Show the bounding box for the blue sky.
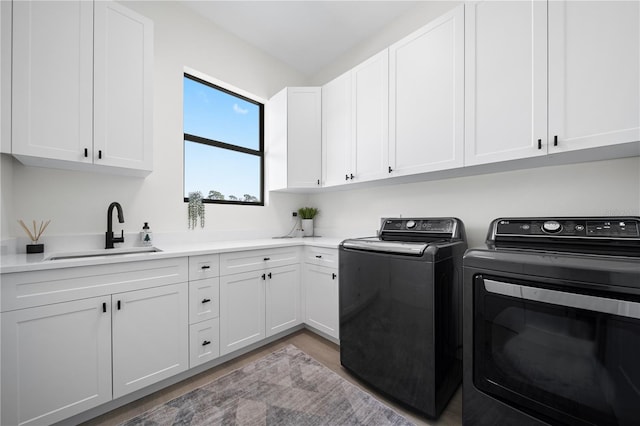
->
[183,77,261,201]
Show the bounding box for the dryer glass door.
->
[473,274,640,426]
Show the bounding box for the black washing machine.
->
[340,217,467,418]
[463,217,640,425]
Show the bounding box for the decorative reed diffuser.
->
[18,219,51,253]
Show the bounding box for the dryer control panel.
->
[488,217,640,256]
[494,218,640,239]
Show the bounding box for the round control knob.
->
[542,220,562,233]
[406,220,416,229]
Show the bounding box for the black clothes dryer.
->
[463,217,640,426]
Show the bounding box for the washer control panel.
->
[383,218,455,234]
[493,218,640,239]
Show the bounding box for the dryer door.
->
[473,274,640,426]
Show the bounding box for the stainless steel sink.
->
[44,247,162,261]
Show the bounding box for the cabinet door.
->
[287,87,322,188]
[303,264,339,339]
[1,297,111,426]
[389,5,464,176]
[112,283,188,399]
[1,1,11,154]
[352,49,389,182]
[464,1,548,165]
[12,0,93,163]
[548,1,640,152]
[266,264,301,337]
[219,271,265,355]
[322,72,353,187]
[94,0,153,171]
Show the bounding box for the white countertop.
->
[0,237,345,274]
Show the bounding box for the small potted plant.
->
[297,207,319,237]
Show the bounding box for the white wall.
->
[310,1,461,85]
[3,1,310,246]
[311,157,640,248]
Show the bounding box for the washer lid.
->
[341,237,430,256]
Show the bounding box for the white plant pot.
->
[301,219,314,237]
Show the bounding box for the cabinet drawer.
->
[189,254,220,281]
[189,318,220,368]
[304,246,338,268]
[189,277,219,324]
[1,257,188,312]
[220,247,300,276]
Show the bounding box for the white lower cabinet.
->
[188,254,221,367]
[1,282,189,425]
[219,248,302,356]
[189,318,220,367]
[0,244,345,424]
[303,263,339,340]
[266,264,301,337]
[1,258,189,426]
[219,271,266,355]
[189,278,219,325]
[1,297,112,426]
[112,283,188,398]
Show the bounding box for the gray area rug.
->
[120,344,414,425]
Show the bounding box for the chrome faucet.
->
[106,202,125,249]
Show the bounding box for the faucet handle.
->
[114,230,125,244]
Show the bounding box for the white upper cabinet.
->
[11,0,153,176]
[93,1,154,172]
[268,87,322,190]
[388,4,464,176]
[465,0,639,166]
[322,49,389,186]
[352,49,389,182]
[322,72,352,187]
[464,0,548,166]
[12,1,94,164]
[1,1,12,154]
[548,1,640,153]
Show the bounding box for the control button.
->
[542,220,562,233]
[406,220,416,229]
[575,224,585,232]
[521,224,530,230]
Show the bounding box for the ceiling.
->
[181,1,422,77]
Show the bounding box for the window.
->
[183,73,264,205]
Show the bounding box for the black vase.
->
[26,244,44,254]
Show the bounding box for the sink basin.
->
[45,247,162,261]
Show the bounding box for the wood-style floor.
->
[82,329,462,426]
